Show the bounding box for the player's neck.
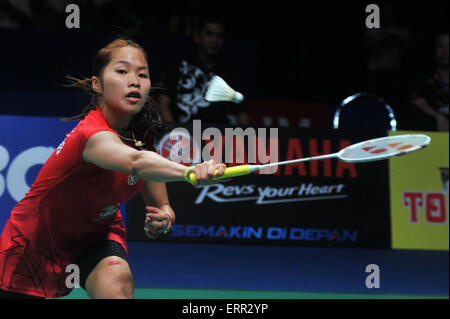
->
[99,104,132,131]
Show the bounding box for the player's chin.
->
[122,99,145,113]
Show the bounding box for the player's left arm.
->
[140,181,176,239]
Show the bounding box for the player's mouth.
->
[126,91,142,104]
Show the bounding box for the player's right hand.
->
[184,159,229,186]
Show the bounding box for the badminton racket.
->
[185,134,431,185]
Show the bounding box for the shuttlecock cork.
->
[205,75,244,104]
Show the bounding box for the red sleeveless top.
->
[0,107,145,298]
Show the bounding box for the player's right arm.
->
[83,131,187,182]
[83,131,227,184]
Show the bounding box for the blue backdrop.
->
[0,115,127,230]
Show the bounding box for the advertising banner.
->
[0,115,394,249]
[389,130,449,250]
[0,115,78,230]
[247,99,331,128]
[127,126,392,248]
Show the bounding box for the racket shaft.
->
[256,153,338,170]
[188,153,336,184]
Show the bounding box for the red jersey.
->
[0,107,145,298]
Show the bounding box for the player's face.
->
[97,46,151,115]
[436,34,449,68]
[197,23,225,56]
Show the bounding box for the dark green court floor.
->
[62,288,448,299]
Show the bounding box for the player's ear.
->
[91,76,102,94]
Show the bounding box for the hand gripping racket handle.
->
[184,165,252,185]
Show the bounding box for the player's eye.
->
[117,69,127,74]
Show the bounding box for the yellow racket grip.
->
[184,165,251,185]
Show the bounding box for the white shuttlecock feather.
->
[205,75,244,103]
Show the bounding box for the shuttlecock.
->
[205,75,244,103]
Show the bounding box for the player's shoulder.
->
[76,108,117,140]
[85,130,120,149]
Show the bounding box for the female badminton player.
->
[0,38,226,299]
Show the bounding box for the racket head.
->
[337,134,431,163]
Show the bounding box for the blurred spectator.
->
[0,0,114,32]
[0,0,33,29]
[29,0,73,31]
[156,15,249,125]
[363,1,409,110]
[407,31,449,132]
[95,0,144,36]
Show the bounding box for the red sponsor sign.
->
[247,99,330,128]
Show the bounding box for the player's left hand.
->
[144,206,173,239]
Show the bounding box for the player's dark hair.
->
[62,38,170,148]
